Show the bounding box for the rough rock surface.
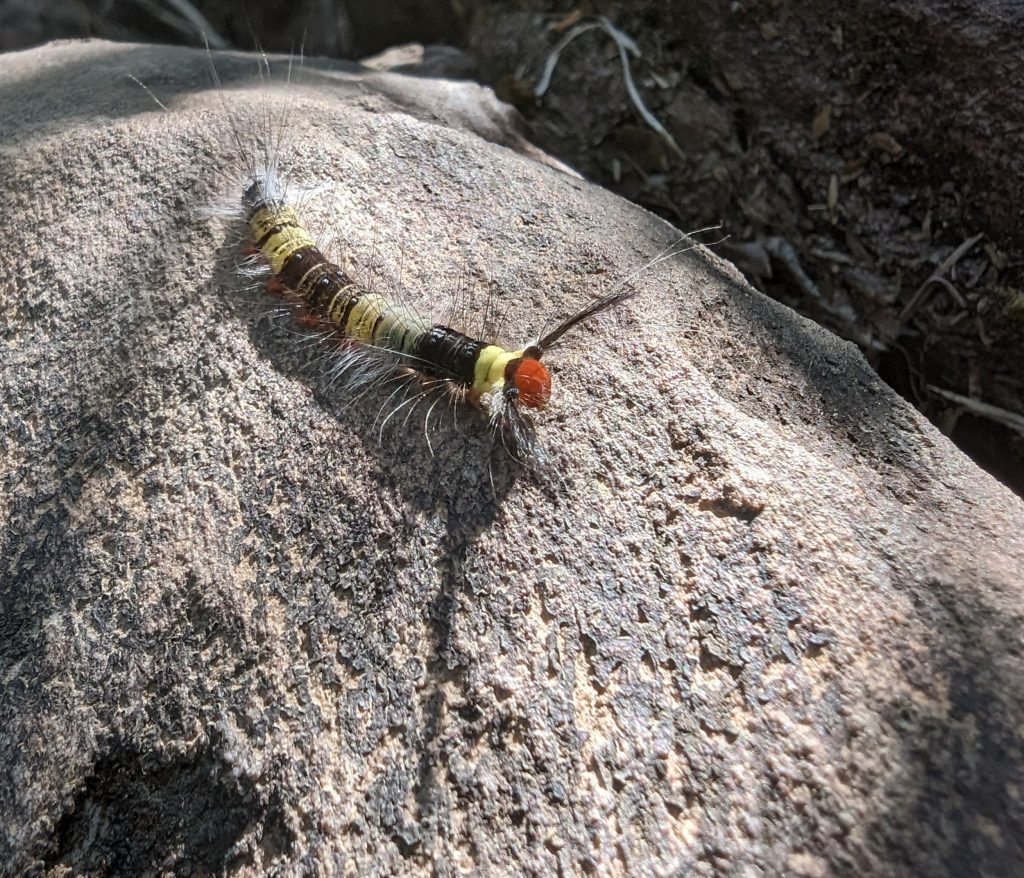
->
[2,41,1023,877]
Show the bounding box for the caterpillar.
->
[239,165,642,465]
[187,54,706,467]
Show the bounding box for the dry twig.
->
[535,17,686,161]
[899,232,983,324]
[928,385,1024,437]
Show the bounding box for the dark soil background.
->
[5,0,1022,495]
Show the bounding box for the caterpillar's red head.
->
[501,282,644,413]
[506,355,551,409]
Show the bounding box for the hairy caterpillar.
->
[239,169,644,465]
[185,53,706,467]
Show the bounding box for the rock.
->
[1,40,1023,877]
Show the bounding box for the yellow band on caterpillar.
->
[375,304,429,353]
[472,346,523,396]
[345,293,389,343]
[248,205,316,274]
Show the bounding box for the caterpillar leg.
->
[291,301,324,330]
[265,275,287,297]
[262,273,322,329]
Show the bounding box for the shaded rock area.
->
[2,40,1024,877]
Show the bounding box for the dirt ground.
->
[4,0,1022,494]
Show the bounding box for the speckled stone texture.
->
[1,41,1023,878]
